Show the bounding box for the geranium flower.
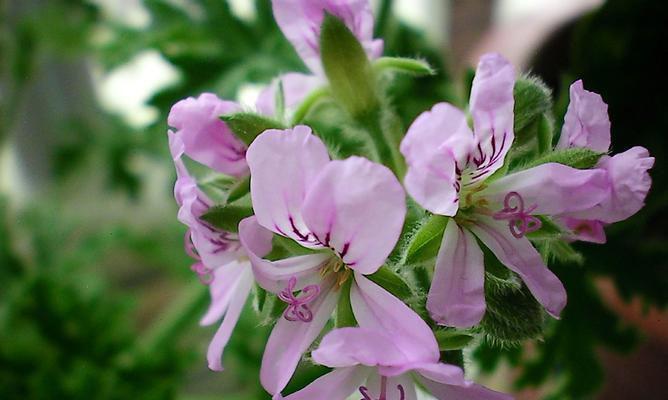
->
[168,94,264,371]
[238,125,416,396]
[280,325,510,400]
[554,80,654,243]
[399,53,610,328]
[256,0,382,117]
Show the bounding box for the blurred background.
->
[1,0,666,399]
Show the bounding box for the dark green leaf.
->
[335,278,357,327]
[405,215,449,265]
[366,265,413,301]
[373,57,435,76]
[522,147,605,170]
[200,204,254,232]
[434,330,475,350]
[221,112,286,146]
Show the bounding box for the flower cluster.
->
[166,1,653,398]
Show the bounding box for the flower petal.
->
[350,273,439,366]
[170,131,242,268]
[556,80,611,152]
[272,0,379,75]
[239,217,329,293]
[260,280,340,395]
[256,72,324,117]
[200,260,251,326]
[281,366,371,400]
[574,146,654,223]
[419,378,512,400]
[247,126,330,244]
[481,162,609,215]
[301,157,406,274]
[427,221,486,328]
[312,327,409,369]
[168,93,247,176]
[557,217,607,244]
[206,267,253,371]
[468,53,515,180]
[400,103,475,216]
[470,216,567,318]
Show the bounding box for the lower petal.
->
[200,260,250,326]
[351,273,440,365]
[206,268,253,371]
[557,217,607,244]
[260,280,340,395]
[427,221,486,328]
[419,377,511,400]
[470,216,567,318]
[282,366,371,400]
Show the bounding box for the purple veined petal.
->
[200,260,251,326]
[311,327,409,369]
[247,126,330,246]
[260,279,340,395]
[415,362,466,387]
[468,53,515,182]
[272,0,379,76]
[350,273,440,367]
[427,220,486,328]
[573,146,655,223]
[469,216,567,318]
[364,371,418,400]
[281,366,372,400]
[206,266,254,371]
[400,103,475,216]
[171,131,243,268]
[256,72,324,117]
[556,80,611,152]
[557,217,607,244]
[168,93,248,177]
[239,217,329,293]
[480,162,610,215]
[301,156,406,274]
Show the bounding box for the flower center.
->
[492,191,542,238]
[319,257,352,288]
[358,376,405,400]
[278,276,321,322]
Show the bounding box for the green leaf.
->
[434,330,475,351]
[405,215,449,265]
[200,204,253,232]
[227,174,250,203]
[366,265,413,301]
[522,147,605,170]
[373,57,435,76]
[221,112,286,146]
[536,239,585,265]
[320,13,378,116]
[526,216,564,240]
[275,79,286,121]
[254,284,268,313]
[335,278,357,327]
[536,113,554,154]
[514,76,553,135]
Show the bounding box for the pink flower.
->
[400,53,610,328]
[168,93,248,177]
[238,125,417,395]
[554,80,654,242]
[168,127,259,372]
[280,326,510,400]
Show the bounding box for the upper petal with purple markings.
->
[556,80,611,152]
[272,0,382,76]
[468,53,516,181]
[301,157,406,274]
[400,103,475,216]
[247,125,330,246]
[168,93,248,177]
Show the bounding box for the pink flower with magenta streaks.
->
[238,125,423,396]
[400,53,610,328]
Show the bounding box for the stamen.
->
[278,276,320,323]
[493,191,542,238]
[191,262,214,285]
[357,376,405,400]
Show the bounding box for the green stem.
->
[356,109,406,177]
[291,87,329,125]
